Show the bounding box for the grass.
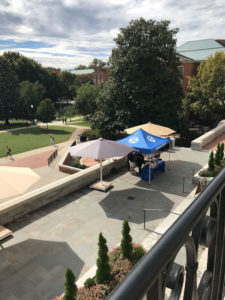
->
[56,114,80,121]
[68,117,91,127]
[0,120,30,131]
[0,126,75,158]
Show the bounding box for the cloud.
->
[0,0,224,68]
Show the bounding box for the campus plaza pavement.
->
[0,147,209,300]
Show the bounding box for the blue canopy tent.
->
[117,128,170,154]
[117,128,170,183]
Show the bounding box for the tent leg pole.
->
[149,155,151,185]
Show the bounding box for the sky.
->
[0,0,224,70]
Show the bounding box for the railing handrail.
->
[108,168,225,299]
[48,149,58,165]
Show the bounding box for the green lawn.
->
[56,114,80,121]
[0,120,30,131]
[0,126,75,158]
[68,117,91,127]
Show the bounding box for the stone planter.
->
[193,164,214,184]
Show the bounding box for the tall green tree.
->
[36,98,55,129]
[74,83,102,118]
[91,18,182,135]
[63,269,77,300]
[89,58,107,68]
[20,81,45,123]
[183,52,225,126]
[96,233,111,284]
[59,71,77,100]
[3,51,61,103]
[74,64,88,70]
[0,56,19,124]
[121,220,133,260]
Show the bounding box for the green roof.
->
[177,39,225,61]
[70,69,94,75]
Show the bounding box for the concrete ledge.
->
[191,120,225,151]
[193,163,214,184]
[0,157,126,225]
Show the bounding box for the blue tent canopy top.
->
[117,128,170,154]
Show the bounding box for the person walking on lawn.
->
[5,146,12,159]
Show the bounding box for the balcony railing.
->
[107,168,225,300]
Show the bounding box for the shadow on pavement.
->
[0,239,84,300]
[99,187,173,224]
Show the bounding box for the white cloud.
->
[0,0,224,68]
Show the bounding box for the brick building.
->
[70,66,109,85]
[176,39,225,93]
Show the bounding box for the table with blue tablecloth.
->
[139,160,165,181]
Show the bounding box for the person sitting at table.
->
[136,152,144,175]
[153,151,160,159]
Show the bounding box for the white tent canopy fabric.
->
[0,166,40,200]
[69,138,135,160]
[69,138,135,184]
[125,122,175,137]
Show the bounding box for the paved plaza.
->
[0,147,209,299]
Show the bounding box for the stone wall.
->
[191,120,225,151]
[0,157,126,225]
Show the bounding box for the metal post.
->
[143,210,146,229]
[100,159,103,183]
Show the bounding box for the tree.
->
[2,51,61,103]
[59,71,77,100]
[36,98,55,129]
[89,58,107,69]
[63,269,77,300]
[74,64,88,70]
[74,83,102,118]
[91,18,183,135]
[74,76,94,89]
[121,220,133,259]
[20,81,45,123]
[183,52,225,126]
[96,233,111,284]
[0,55,19,124]
[220,143,224,160]
[215,144,221,166]
[208,151,215,171]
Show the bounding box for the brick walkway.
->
[0,149,58,169]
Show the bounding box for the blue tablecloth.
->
[139,160,165,181]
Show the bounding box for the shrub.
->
[96,233,111,284]
[77,284,111,299]
[131,244,146,265]
[199,168,218,177]
[121,220,133,260]
[215,144,221,166]
[208,151,215,171]
[220,143,224,160]
[71,158,88,169]
[84,278,96,288]
[63,269,77,300]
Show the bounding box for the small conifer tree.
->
[121,220,133,259]
[96,233,111,284]
[63,269,77,300]
[208,151,215,170]
[220,143,224,160]
[215,144,221,166]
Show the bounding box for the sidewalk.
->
[0,125,89,169]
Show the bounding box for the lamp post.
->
[30,104,34,125]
